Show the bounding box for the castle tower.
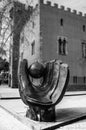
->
[10,0,86,90]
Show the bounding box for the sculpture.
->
[18,59,69,122]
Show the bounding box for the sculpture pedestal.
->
[26,106,56,122]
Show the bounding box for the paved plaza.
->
[0,84,86,129]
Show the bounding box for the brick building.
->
[19,0,86,90]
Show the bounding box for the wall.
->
[19,0,86,90]
[19,3,41,67]
[40,0,86,90]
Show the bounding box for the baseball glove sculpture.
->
[18,59,69,121]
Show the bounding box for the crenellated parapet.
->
[78,12,82,16]
[66,8,71,12]
[53,3,58,8]
[84,13,86,17]
[46,1,51,6]
[72,10,77,14]
[60,5,65,10]
[40,0,86,18]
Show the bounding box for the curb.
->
[0,97,20,100]
[65,92,86,96]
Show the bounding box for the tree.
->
[0,0,36,87]
[0,57,8,71]
[0,0,12,60]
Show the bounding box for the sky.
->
[1,0,85,14]
[44,0,86,14]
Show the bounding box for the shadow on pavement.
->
[56,107,86,122]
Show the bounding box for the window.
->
[83,76,86,84]
[58,37,67,55]
[83,25,85,32]
[82,42,86,58]
[63,38,66,54]
[31,40,35,55]
[73,76,77,84]
[58,38,62,54]
[60,18,63,26]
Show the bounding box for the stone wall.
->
[12,0,86,90]
[19,3,41,67]
[40,0,86,90]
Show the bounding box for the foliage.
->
[0,57,9,71]
[0,0,12,59]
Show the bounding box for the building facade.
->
[20,0,86,90]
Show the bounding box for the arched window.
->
[58,37,62,54]
[63,38,66,54]
[58,37,67,55]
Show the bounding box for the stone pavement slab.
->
[0,89,86,130]
[0,99,27,116]
[0,85,20,99]
[0,85,86,130]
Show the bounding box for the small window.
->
[83,76,86,84]
[82,42,86,58]
[31,40,35,55]
[58,37,67,55]
[63,38,66,54]
[58,38,62,54]
[83,25,85,32]
[60,18,63,26]
[73,76,77,84]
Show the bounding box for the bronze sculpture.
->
[18,59,69,122]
